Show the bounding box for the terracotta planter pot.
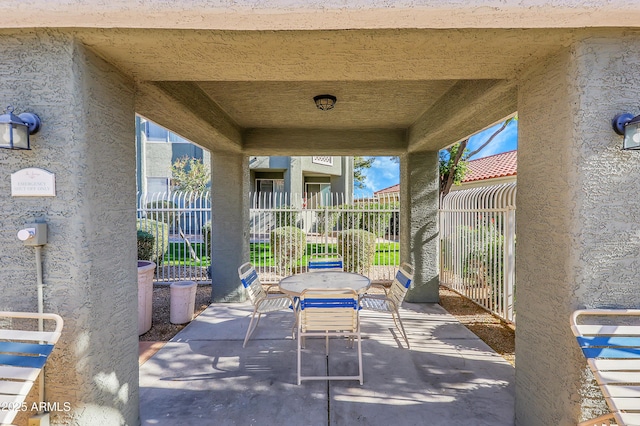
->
[137,260,156,335]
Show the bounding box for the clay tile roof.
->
[374,183,399,195]
[373,150,517,194]
[463,150,517,183]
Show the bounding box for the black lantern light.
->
[0,105,41,150]
[613,112,640,150]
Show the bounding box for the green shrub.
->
[337,229,377,274]
[137,230,155,261]
[315,210,340,235]
[337,205,363,230]
[360,203,394,237]
[136,218,169,263]
[274,206,298,228]
[145,200,177,226]
[270,226,306,269]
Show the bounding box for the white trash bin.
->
[170,281,197,325]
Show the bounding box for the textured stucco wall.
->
[400,151,440,303]
[2,1,640,30]
[515,36,640,425]
[0,31,137,425]
[211,152,250,302]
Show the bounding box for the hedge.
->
[337,229,377,274]
[136,218,169,263]
[270,226,306,270]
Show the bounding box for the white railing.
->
[250,192,400,283]
[137,191,400,285]
[439,183,516,324]
[137,191,211,282]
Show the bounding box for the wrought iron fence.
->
[137,191,400,284]
[439,183,516,324]
[137,191,211,282]
[250,192,400,283]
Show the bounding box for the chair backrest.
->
[308,253,343,272]
[237,262,266,304]
[0,311,63,426]
[387,263,414,308]
[299,288,359,333]
[571,309,640,426]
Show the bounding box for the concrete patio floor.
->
[139,302,515,425]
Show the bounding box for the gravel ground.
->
[139,283,515,366]
[138,284,211,342]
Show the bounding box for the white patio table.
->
[278,271,371,297]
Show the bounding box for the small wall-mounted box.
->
[17,223,48,246]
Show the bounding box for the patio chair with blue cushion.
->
[307,253,343,272]
[238,262,296,348]
[359,262,414,349]
[297,288,363,385]
[571,309,640,426]
[0,311,63,426]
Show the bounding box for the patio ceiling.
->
[75,27,586,154]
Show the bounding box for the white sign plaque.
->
[11,168,56,197]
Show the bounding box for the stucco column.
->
[210,152,250,302]
[400,151,440,302]
[0,32,138,425]
[515,37,640,425]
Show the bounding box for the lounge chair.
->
[570,309,640,426]
[0,311,63,426]
[297,288,363,385]
[238,262,296,348]
[359,262,413,348]
[307,253,343,272]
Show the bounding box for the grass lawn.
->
[250,242,399,267]
[162,241,399,267]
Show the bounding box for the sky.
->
[358,119,519,197]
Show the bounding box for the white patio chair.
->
[307,253,343,272]
[359,262,414,349]
[238,262,296,348]
[571,309,640,426]
[0,311,63,426]
[297,288,363,385]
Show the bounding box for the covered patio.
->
[140,301,514,425]
[2,2,640,425]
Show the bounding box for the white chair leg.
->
[357,333,363,385]
[243,311,260,348]
[392,310,410,349]
[297,325,302,385]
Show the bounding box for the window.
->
[146,177,170,195]
[256,179,285,194]
[144,121,188,143]
[305,182,331,208]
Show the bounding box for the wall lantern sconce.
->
[613,112,640,150]
[313,94,337,111]
[0,105,41,150]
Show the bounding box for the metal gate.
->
[439,183,516,323]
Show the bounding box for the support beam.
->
[515,36,640,424]
[136,81,242,153]
[400,151,440,303]
[408,79,517,152]
[210,152,250,302]
[244,128,406,156]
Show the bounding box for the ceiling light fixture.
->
[313,95,337,111]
